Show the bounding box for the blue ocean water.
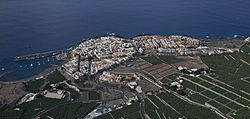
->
[0,0,250,81]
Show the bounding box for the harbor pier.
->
[15,50,68,62]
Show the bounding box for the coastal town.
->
[0,34,250,119]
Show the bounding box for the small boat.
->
[30,64,33,67]
[1,68,5,71]
[233,35,239,38]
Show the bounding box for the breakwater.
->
[15,50,68,62]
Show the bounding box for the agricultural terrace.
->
[88,91,101,100]
[24,78,45,93]
[159,43,250,118]
[17,98,63,119]
[47,70,67,84]
[41,102,97,119]
[137,55,182,81]
[201,43,250,93]
[143,63,176,80]
[137,55,207,81]
[161,73,250,118]
[132,58,152,69]
[140,55,183,65]
[145,92,220,119]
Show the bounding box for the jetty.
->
[15,50,69,62]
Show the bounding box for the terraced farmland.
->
[159,45,250,117]
[145,93,221,119]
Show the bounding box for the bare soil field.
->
[172,57,208,69]
[0,83,27,106]
[201,38,245,49]
[143,63,176,80]
[132,59,152,69]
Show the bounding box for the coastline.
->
[1,34,248,83]
[0,61,66,84]
[0,61,66,108]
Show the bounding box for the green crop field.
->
[161,69,249,117]
[201,44,250,93]
[157,92,220,119]
[198,81,214,88]
[24,79,45,93]
[210,87,227,94]
[194,43,250,117]
[215,96,230,104]
[145,95,181,119]
[206,100,221,108]
[0,108,22,119]
[233,107,250,119]
[226,102,242,110]
[17,98,63,119]
[218,106,231,114]
[190,77,203,83]
[41,102,97,119]
[161,73,181,83]
[157,55,183,64]
[88,91,101,100]
[189,93,209,104]
[141,55,184,65]
[47,70,67,84]
[141,55,163,64]
[200,75,250,100]
[236,98,250,106]
[187,83,205,92]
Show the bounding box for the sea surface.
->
[0,0,250,81]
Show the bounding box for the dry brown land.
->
[142,63,176,80]
[172,57,208,69]
[201,38,245,49]
[132,59,152,69]
[0,83,27,106]
[140,56,208,80]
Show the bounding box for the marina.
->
[15,50,69,62]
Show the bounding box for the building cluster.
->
[169,76,188,95]
[132,35,203,55]
[63,36,136,79]
[63,35,242,79]
[132,35,200,52]
[196,46,240,56]
[17,87,66,105]
[177,66,208,77]
[99,71,140,83]
[127,81,143,94]
[85,93,138,119]
[99,71,121,82]
[43,89,65,99]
